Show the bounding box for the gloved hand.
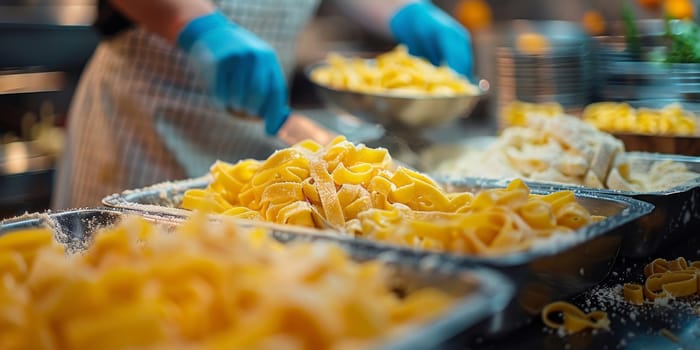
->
[389,1,474,79]
[177,11,289,135]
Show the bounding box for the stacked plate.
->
[496,20,593,122]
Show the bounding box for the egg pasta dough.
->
[0,214,456,350]
[183,136,602,256]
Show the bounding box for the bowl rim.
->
[303,60,490,101]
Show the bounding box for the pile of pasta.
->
[310,45,478,96]
[623,257,700,305]
[183,136,601,256]
[0,214,456,350]
[424,114,700,191]
[583,102,698,136]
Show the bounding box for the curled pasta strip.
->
[309,158,346,227]
[644,271,698,301]
[622,257,700,305]
[221,207,262,220]
[623,283,644,305]
[182,189,232,213]
[518,200,556,230]
[644,257,692,277]
[541,301,610,334]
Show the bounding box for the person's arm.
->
[107,0,290,135]
[109,0,216,43]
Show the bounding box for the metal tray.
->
[102,176,653,335]
[416,137,700,259]
[0,208,513,350]
[477,152,700,260]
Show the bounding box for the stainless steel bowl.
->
[305,62,489,130]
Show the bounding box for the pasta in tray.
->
[423,114,700,192]
[0,214,457,350]
[183,136,603,256]
[583,102,698,136]
[309,45,479,96]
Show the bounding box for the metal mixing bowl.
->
[305,61,489,130]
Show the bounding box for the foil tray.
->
[454,152,700,259]
[416,136,700,259]
[0,207,513,350]
[102,176,653,335]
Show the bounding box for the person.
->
[52,0,474,209]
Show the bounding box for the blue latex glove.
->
[177,11,289,135]
[389,1,474,79]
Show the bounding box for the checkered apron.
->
[52,0,320,209]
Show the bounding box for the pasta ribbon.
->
[622,257,700,305]
[644,271,698,301]
[623,283,644,305]
[541,301,610,334]
[0,215,457,350]
[310,158,346,227]
[644,257,694,276]
[183,137,601,256]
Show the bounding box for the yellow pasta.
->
[623,283,644,305]
[622,257,700,305]
[184,136,602,256]
[643,257,699,276]
[583,102,698,136]
[644,271,698,301]
[501,100,564,127]
[541,301,610,334]
[0,214,456,350]
[310,45,478,96]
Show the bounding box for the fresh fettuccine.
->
[0,214,457,350]
[183,136,602,256]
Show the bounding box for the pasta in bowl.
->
[306,46,488,129]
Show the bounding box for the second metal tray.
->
[511,152,700,259]
[419,140,700,259]
[102,176,654,335]
[0,208,514,350]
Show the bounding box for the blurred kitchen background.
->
[0,0,693,217]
